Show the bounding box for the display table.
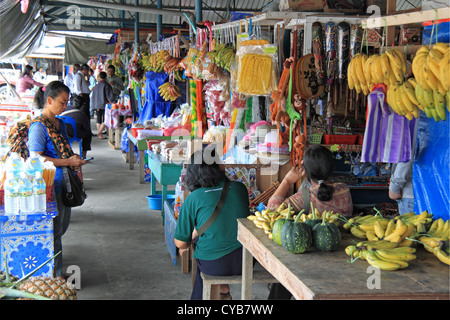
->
[147,150,182,224]
[0,202,58,278]
[127,131,172,184]
[237,218,450,300]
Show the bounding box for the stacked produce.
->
[412,43,450,121]
[417,217,450,265]
[158,82,182,102]
[247,203,343,253]
[344,211,431,246]
[206,43,236,72]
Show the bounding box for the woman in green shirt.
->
[174,148,250,300]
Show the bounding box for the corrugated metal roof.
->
[42,0,424,33]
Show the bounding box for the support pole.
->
[135,0,139,46]
[195,0,202,23]
[157,0,162,40]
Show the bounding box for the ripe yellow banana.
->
[357,240,398,250]
[386,49,405,73]
[384,219,408,242]
[347,65,355,90]
[432,42,449,55]
[433,90,447,121]
[399,84,415,112]
[402,81,420,105]
[355,54,367,86]
[434,248,450,265]
[376,249,417,262]
[351,225,367,239]
[384,219,396,237]
[363,55,376,84]
[374,221,386,239]
[366,251,402,270]
[380,53,393,84]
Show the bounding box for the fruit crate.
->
[323,134,357,145]
[309,133,323,144]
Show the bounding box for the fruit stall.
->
[93,1,450,287]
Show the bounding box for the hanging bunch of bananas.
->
[347,53,370,95]
[345,242,417,271]
[207,43,236,72]
[147,50,170,72]
[247,203,295,240]
[386,78,422,120]
[158,82,182,102]
[173,69,185,82]
[163,56,183,74]
[417,217,450,265]
[412,43,450,121]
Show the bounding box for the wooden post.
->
[386,0,397,46]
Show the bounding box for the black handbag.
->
[51,140,87,208]
[61,166,86,207]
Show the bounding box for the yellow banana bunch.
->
[158,82,182,102]
[412,43,450,121]
[247,208,289,240]
[415,217,450,265]
[345,244,416,270]
[347,53,369,95]
[298,208,343,227]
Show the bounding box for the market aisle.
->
[62,126,193,300]
[62,124,271,300]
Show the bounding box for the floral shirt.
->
[267,182,354,217]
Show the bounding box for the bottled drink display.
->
[4,172,19,215]
[33,171,47,213]
[25,151,44,183]
[18,172,34,214]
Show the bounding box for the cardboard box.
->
[279,0,324,12]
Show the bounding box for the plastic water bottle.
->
[33,171,47,213]
[25,152,43,182]
[6,152,24,178]
[18,172,34,214]
[4,172,19,215]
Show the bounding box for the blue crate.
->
[0,202,58,278]
[164,200,177,266]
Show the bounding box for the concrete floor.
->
[62,122,271,300]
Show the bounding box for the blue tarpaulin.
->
[139,71,172,124]
[412,111,450,221]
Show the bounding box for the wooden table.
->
[237,218,450,300]
[127,131,172,184]
[146,149,183,224]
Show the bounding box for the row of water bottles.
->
[3,152,47,215]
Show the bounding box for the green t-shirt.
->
[174,180,250,261]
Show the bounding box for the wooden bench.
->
[201,269,279,300]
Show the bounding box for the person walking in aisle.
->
[91,71,115,140]
[106,65,124,101]
[64,64,80,105]
[88,68,97,117]
[28,81,87,278]
[73,64,91,119]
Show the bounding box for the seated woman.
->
[174,147,250,300]
[28,81,87,278]
[267,145,353,299]
[268,145,353,217]
[16,65,44,95]
[60,95,93,159]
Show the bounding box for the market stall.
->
[95,0,450,283]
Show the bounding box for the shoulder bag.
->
[49,128,87,208]
[196,179,231,237]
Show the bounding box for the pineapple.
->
[17,276,77,300]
